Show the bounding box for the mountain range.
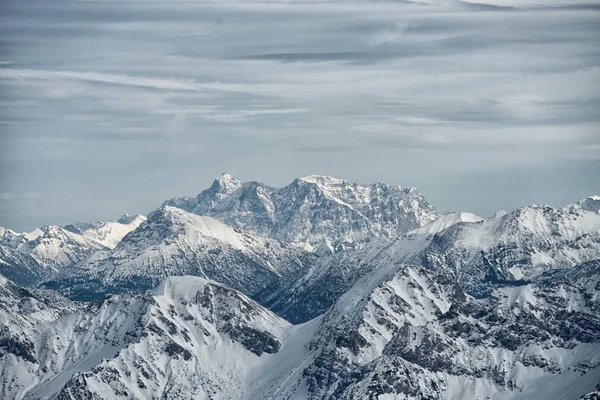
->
[0,175,598,399]
[164,174,439,255]
[0,214,145,286]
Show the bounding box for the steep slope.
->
[256,234,429,324]
[44,206,316,301]
[253,261,600,400]
[0,227,43,285]
[259,199,600,323]
[164,173,439,255]
[0,273,79,399]
[0,275,290,400]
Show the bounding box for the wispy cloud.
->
[0,68,236,93]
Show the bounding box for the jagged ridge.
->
[164,173,439,255]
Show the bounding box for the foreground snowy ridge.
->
[1,260,599,399]
[0,274,290,399]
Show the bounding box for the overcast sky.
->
[0,0,599,231]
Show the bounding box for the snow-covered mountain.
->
[1,173,599,400]
[257,261,600,400]
[0,245,45,287]
[64,213,146,249]
[415,198,600,297]
[0,273,80,399]
[258,200,600,323]
[164,173,439,255]
[0,215,146,287]
[0,273,290,400]
[3,260,598,399]
[0,225,108,284]
[44,206,316,301]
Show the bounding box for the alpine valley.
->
[1,175,599,400]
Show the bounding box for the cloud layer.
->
[0,0,599,230]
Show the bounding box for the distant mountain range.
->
[164,174,439,255]
[1,175,599,399]
[0,214,145,285]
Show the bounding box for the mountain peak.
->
[147,205,187,223]
[493,210,509,218]
[154,274,212,298]
[212,173,242,189]
[148,206,246,250]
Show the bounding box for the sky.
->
[0,0,599,231]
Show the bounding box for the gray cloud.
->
[0,0,599,231]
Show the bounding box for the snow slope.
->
[74,214,146,249]
[0,245,45,287]
[408,212,484,236]
[4,260,598,399]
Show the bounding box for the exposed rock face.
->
[164,174,439,255]
[579,392,600,400]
